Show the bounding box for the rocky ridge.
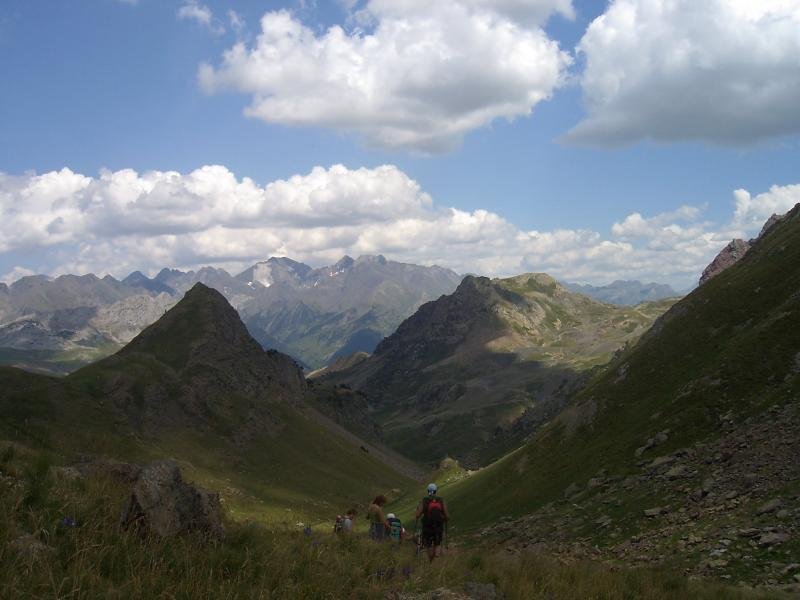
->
[699,239,752,286]
[324,273,674,467]
[698,210,788,286]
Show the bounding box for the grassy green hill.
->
[0,284,415,524]
[437,205,800,587]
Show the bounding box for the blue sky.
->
[1,0,799,287]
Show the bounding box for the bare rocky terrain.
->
[478,402,800,593]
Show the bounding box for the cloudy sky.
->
[1,0,799,288]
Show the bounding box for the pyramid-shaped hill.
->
[443,205,800,581]
[112,283,304,394]
[323,273,675,467]
[64,283,306,432]
[0,284,417,523]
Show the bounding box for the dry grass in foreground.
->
[0,444,788,599]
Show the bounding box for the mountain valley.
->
[319,273,676,467]
[2,206,797,596]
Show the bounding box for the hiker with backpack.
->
[367,495,390,541]
[333,514,345,534]
[386,513,403,543]
[334,508,357,535]
[415,483,449,562]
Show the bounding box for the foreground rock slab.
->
[120,460,224,539]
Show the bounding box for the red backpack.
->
[423,496,445,526]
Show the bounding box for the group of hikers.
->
[333,483,449,562]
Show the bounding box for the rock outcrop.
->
[699,239,751,286]
[698,208,793,286]
[120,461,224,539]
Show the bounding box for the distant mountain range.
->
[564,280,680,305]
[319,273,676,467]
[0,255,462,373]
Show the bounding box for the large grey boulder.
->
[120,461,224,539]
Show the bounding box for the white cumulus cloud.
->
[199,1,572,153]
[732,183,800,231]
[1,164,797,288]
[178,1,224,34]
[565,0,800,146]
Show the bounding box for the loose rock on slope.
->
[120,460,224,539]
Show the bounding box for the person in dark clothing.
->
[415,483,449,562]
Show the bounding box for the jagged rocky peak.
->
[123,271,174,294]
[155,268,186,282]
[123,270,148,282]
[66,282,306,436]
[372,274,496,359]
[267,256,312,276]
[354,254,387,266]
[331,255,355,273]
[327,269,673,467]
[122,283,260,359]
[113,282,305,395]
[759,212,787,238]
[455,274,493,295]
[237,256,313,288]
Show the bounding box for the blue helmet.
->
[427,483,438,496]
